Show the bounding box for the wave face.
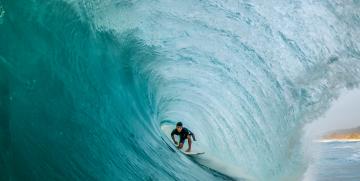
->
[1,0,359,180]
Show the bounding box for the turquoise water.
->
[1,0,360,180]
[309,142,360,181]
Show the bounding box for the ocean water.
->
[306,141,360,181]
[0,0,360,181]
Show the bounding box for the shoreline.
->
[314,139,360,143]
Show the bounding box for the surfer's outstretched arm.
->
[171,130,178,145]
[171,134,178,145]
[186,135,192,152]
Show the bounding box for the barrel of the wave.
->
[160,121,255,180]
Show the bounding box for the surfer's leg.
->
[191,133,196,141]
[178,143,184,149]
[186,135,192,152]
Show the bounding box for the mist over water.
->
[305,89,360,140]
[0,0,359,180]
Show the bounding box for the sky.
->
[305,88,360,138]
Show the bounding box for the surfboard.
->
[173,142,205,155]
[180,149,205,155]
[160,122,205,155]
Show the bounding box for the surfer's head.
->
[176,122,183,132]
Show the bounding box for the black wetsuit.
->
[171,127,195,144]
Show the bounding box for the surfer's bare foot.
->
[185,149,191,152]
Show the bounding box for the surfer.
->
[171,122,196,152]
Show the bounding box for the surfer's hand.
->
[174,141,178,145]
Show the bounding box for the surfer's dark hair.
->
[176,122,183,127]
